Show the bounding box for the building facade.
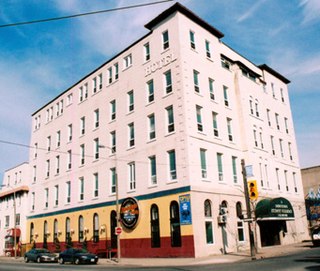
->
[0,163,30,256]
[7,3,308,258]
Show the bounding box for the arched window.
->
[43,220,48,248]
[110,211,117,249]
[170,201,181,247]
[30,222,34,243]
[93,213,99,243]
[204,199,214,244]
[65,217,71,247]
[53,219,58,241]
[78,216,84,242]
[236,202,245,242]
[150,204,160,248]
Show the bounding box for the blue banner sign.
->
[179,194,192,225]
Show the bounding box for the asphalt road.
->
[1,246,320,271]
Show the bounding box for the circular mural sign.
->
[120,197,139,229]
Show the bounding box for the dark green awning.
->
[255,197,294,220]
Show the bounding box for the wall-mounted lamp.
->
[58,230,62,236]
[84,227,89,234]
[70,229,75,235]
[100,225,106,234]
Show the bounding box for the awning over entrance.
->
[5,228,21,237]
[255,197,294,220]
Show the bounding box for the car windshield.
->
[37,249,50,253]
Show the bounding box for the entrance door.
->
[258,221,285,246]
[110,211,117,249]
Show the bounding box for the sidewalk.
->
[0,241,313,267]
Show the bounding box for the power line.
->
[0,0,174,28]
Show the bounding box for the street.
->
[1,246,320,271]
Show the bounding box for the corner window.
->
[189,30,195,49]
[162,30,169,50]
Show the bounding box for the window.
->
[55,155,60,174]
[98,73,102,89]
[217,153,223,181]
[124,54,132,68]
[34,143,38,158]
[44,188,49,208]
[280,88,285,102]
[204,199,214,244]
[267,109,271,126]
[92,77,97,94]
[144,43,150,61]
[54,185,59,206]
[78,216,84,242]
[46,159,50,178]
[236,202,245,242]
[111,168,116,194]
[93,213,99,243]
[94,109,99,128]
[293,172,298,193]
[271,136,275,155]
[232,156,237,183]
[68,124,72,142]
[205,40,211,58]
[200,149,207,179]
[92,173,100,198]
[128,162,136,191]
[56,131,61,148]
[265,164,270,188]
[94,138,99,159]
[170,201,181,247]
[148,114,156,140]
[249,99,254,115]
[168,150,177,180]
[221,56,230,70]
[31,192,35,211]
[164,70,172,94]
[47,136,51,152]
[80,117,85,135]
[253,129,258,147]
[259,131,264,149]
[271,83,276,98]
[128,123,135,147]
[5,215,9,228]
[110,131,116,154]
[193,70,200,93]
[223,86,229,107]
[128,90,134,112]
[147,80,154,103]
[259,162,264,187]
[66,181,71,203]
[284,117,289,134]
[212,112,219,137]
[66,217,71,245]
[196,105,203,132]
[80,144,85,165]
[275,113,280,130]
[79,177,84,201]
[288,142,293,161]
[189,30,195,49]
[108,67,113,84]
[227,118,233,141]
[110,100,116,121]
[166,106,174,133]
[67,150,72,170]
[255,100,259,117]
[53,219,58,241]
[162,30,169,50]
[32,165,37,183]
[279,139,284,158]
[149,156,157,185]
[276,168,280,190]
[150,204,160,247]
[114,63,119,80]
[284,170,289,191]
[208,78,215,100]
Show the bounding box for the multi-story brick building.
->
[7,3,308,258]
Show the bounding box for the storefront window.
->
[43,220,48,248]
[236,202,245,242]
[93,213,99,243]
[110,211,117,249]
[204,199,214,244]
[30,223,34,243]
[170,201,181,247]
[150,204,161,248]
[78,216,84,242]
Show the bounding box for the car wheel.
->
[75,258,80,265]
[24,257,29,263]
[58,257,64,264]
[36,257,41,263]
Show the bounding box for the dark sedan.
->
[24,248,58,263]
[58,248,98,264]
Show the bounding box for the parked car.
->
[24,248,58,263]
[311,225,320,246]
[58,248,98,264]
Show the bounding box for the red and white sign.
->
[115,227,122,235]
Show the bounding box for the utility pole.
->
[241,159,256,260]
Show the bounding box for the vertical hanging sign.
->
[179,194,192,225]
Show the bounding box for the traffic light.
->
[247,180,258,200]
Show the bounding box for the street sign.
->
[115,227,122,235]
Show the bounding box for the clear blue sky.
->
[0,0,319,183]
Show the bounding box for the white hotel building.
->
[13,3,309,258]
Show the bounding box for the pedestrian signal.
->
[247,180,258,200]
